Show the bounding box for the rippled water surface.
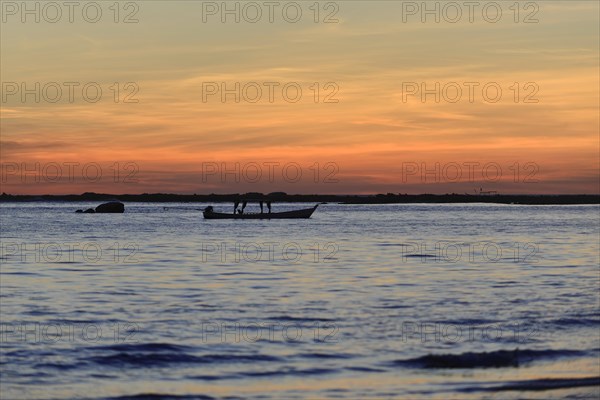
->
[1,202,599,399]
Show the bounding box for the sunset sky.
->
[1,0,598,194]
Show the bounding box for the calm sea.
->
[1,202,599,399]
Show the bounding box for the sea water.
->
[1,202,599,399]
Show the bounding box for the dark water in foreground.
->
[1,202,599,399]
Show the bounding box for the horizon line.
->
[2,193,599,197]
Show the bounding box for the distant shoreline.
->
[1,193,598,205]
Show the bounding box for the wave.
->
[391,348,588,369]
[87,343,283,367]
[296,352,355,360]
[460,376,600,392]
[265,315,336,322]
[92,343,191,353]
[238,367,337,378]
[186,366,340,381]
[106,395,218,400]
[551,317,600,327]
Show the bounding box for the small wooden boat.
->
[203,204,319,220]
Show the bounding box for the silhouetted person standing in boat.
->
[267,201,271,213]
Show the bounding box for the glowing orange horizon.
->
[1,1,598,195]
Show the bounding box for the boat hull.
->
[203,205,318,220]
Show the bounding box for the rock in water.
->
[83,208,95,213]
[95,201,124,213]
